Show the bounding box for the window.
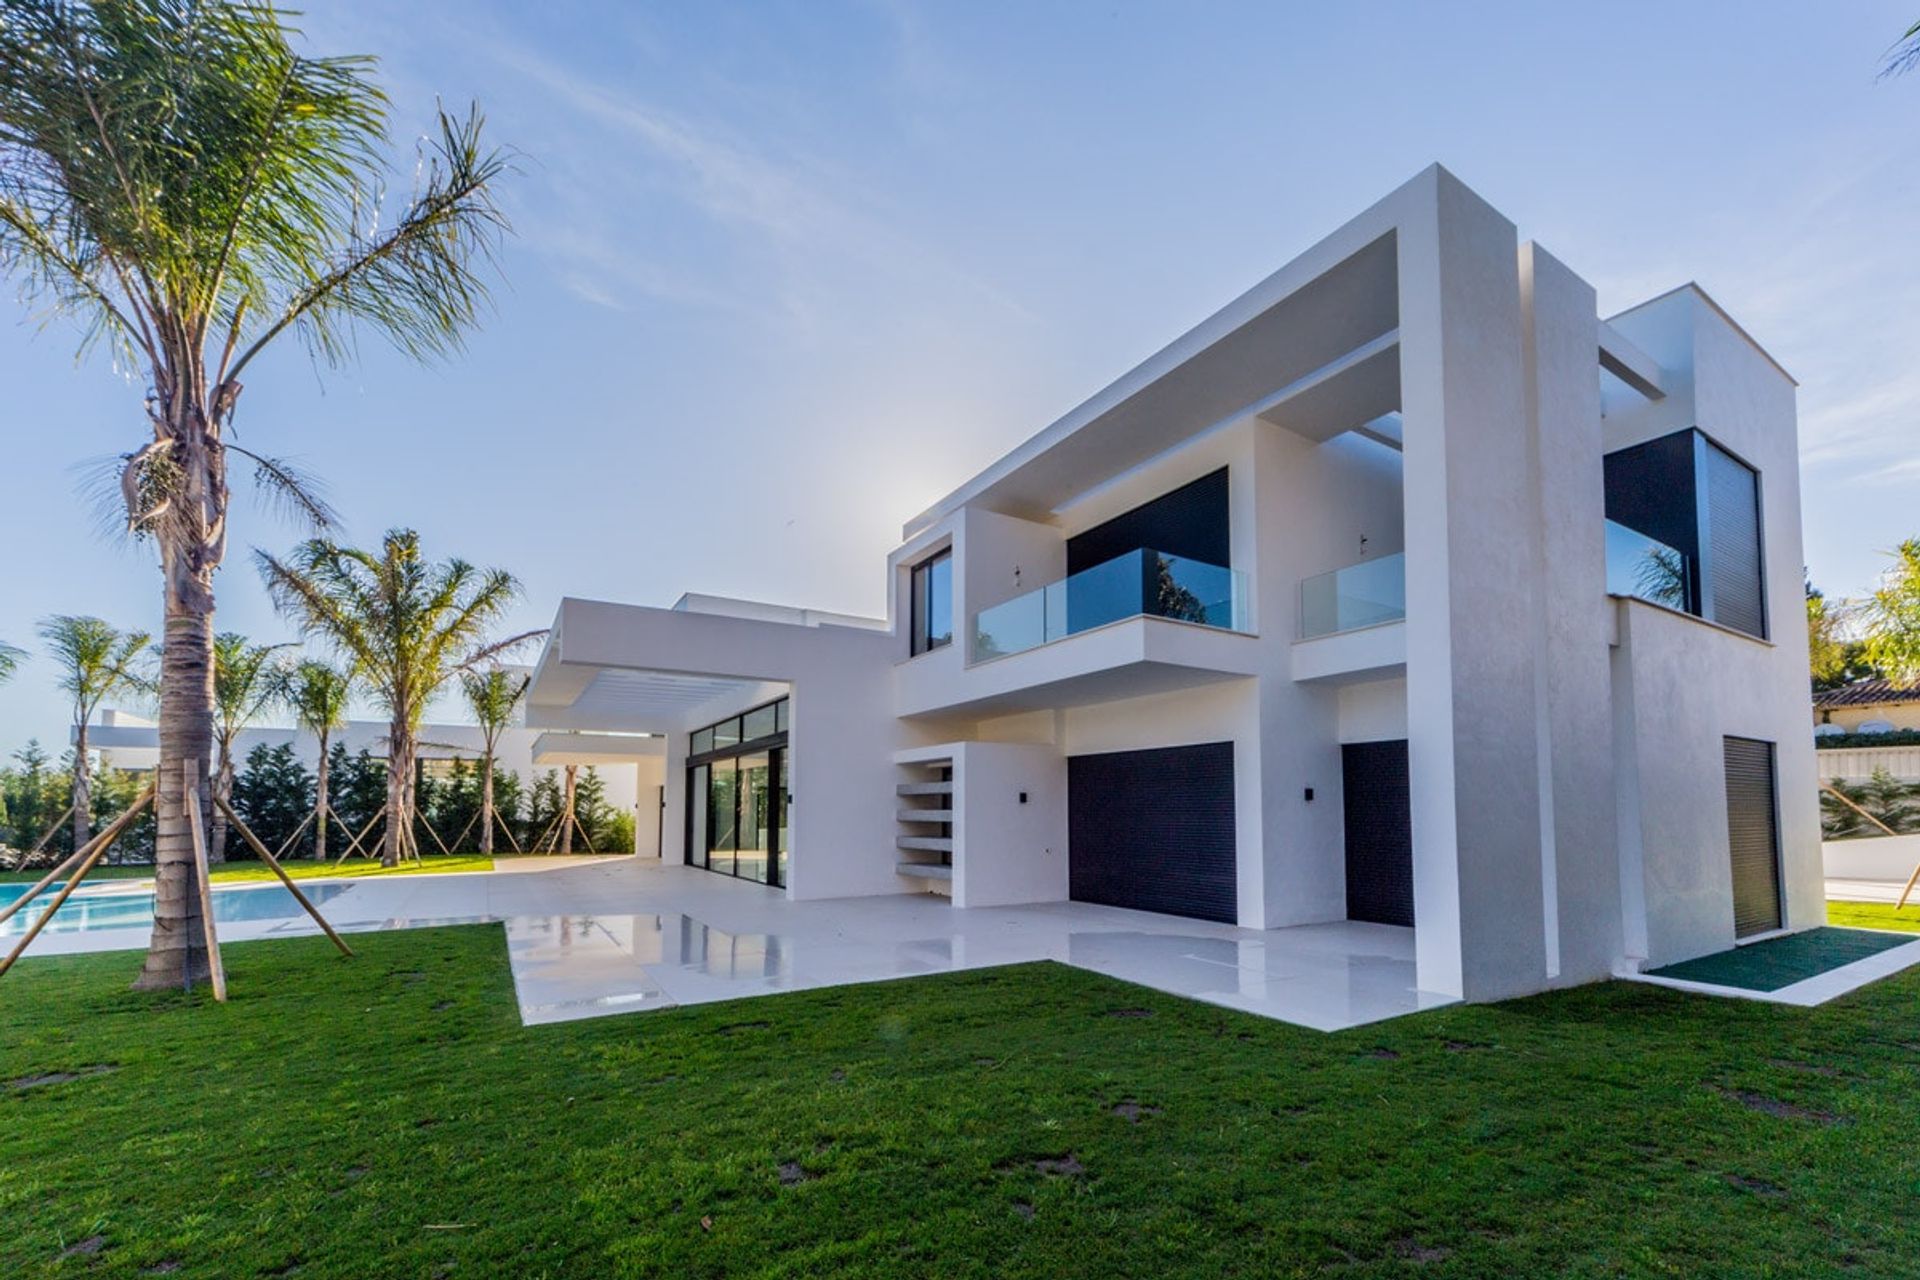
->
[686,698,791,888]
[742,703,778,742]
[910,548,953,656]
[1603,428,1766,639]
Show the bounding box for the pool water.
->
[0,879,356,937]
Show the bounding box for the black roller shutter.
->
[1066,468,1229,575]
[1342,740,1414,927]
[1724,736,1782,938]
[1068,742,1236,923]
[1704,442,1767,639]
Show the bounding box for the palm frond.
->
[35,613,153,720]
[0,639,24,686]
[225,105,512,380]
[225,444,338,532]
[257,529,523,732]
[1882,21,1920,78]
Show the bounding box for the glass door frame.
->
[685,697,789,889]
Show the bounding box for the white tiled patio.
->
[18,857,1457,1033]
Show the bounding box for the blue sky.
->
[2,1,1917,755]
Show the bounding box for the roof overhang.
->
[530,732,668,766]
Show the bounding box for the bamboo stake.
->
[1821,783,1901,837]
[335,808,384,867]
[419,813,452,858]
[0,784,156,928]
[24,803,77,860]
[498,817,523,854]
[1819,784,1919,910]
[0,789,156,977]
[272,807,316,861]
[184,761,227,1003]
[1898,861,1920,912]
[450,810,479,855]
[216,797,354,959]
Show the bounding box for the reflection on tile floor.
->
[494,862,1456,1032]
[25,857,1456,1033]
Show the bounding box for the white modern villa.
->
[525,165,1821,1006]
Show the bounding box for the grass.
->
[1824,900,1920,932]
[0,853,496,886]
[5,928,1920,1277]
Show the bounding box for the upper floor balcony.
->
[1298,552,1407,641]
[1291,552,1407,683]
[1604,519,1691,613]
[971,547,1251,663]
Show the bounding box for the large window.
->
[686,697,789,887]
[1603,428,1767,640]
[910,548,953,656]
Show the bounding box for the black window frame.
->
[685,696,791,888]
[909,547,953,657]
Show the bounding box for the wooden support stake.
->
[0,784,156,928]
[0,788,155,979]
[450,810,479,856]
[1821,783,1901,838]
[183,761,227,1003]
[272,808,316,861]
[24,803,77,861]
[336,808,385,867]
[1820,783,1919,909]
[216,797,354,959]
[498,815,523,854]
[419,813,452,858]
[1898,861,1920,912]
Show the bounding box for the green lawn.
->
[0,853,494,886]
[1825,899,1920,933]
[5,929,1920,1277]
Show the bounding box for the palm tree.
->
[38,615,150,852]
[0,2,510,988]
[210,633,289,861]
[460,667,530,856]
[277,660,354,861]
[0,641,22,687]
[258,530,534,867]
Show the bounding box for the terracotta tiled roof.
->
[1813,678,1920,710]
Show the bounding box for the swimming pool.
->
[0,879,357,937]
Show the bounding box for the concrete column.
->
[1520,242,1621,985]
[1396,167,1550,1000]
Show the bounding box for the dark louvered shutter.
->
[1068,743,1236,924]
[1065,468,1230,575]
[1723,737,1782,938]
[1342,740,1414,927]
[1705,443,1766,639]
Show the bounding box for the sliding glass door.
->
[686,699,789,888]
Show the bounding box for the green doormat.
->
[1647,927,1916,992]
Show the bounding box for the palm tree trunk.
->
[383,718,411,868]
[210,736,233,864]
[132,594,214,991]
[560,764,577,855]
[313,731,330,862]
[71,719,93,854]
[480,747,495,855]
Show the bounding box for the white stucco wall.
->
[1613,601,1824,966]
[1824,834,1920,881]
[951,741,1069,908]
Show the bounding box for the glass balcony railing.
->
[1605,519,1693,613]
[1298,553,1406,640]
[970,548,1250,662]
